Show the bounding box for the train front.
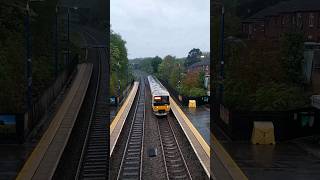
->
[152,95,170,116]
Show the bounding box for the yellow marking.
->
[211,133,248,180]
[110,82,139,135]
[170,98,210,156]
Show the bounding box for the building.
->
[187,59,210,76]
[242,0,320,42]
[186,58,210,96]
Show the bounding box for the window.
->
[297,13,302,28]
[318,13,320,28]
[153,96,169,106]
[249,24,253,34]
[292,14,296,25]
[309,13,315,27]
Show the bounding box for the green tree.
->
[184,48,202,67]
[253,82,308,111]
[110,29,131,96]
[158,55,175,80]
[280,32,304,84]
[198,70,206,89]
[151,56,162,73]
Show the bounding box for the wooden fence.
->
[213,101,320,141]
[159,79,210,106]
[26,56,78,135]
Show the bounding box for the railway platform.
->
[171,98,248,180]
[16,63,93,180]
[169,98,211,178]
[110,82,139,155]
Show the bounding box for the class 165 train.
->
[147,75,170,116]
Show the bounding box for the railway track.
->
[157,115,192,180]
[116,80,145,180]
[75,32,108,179]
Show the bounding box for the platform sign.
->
[0,114,24,143]
[110,97,116,105]
[0,115,16,137]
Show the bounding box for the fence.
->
[110,80,134,107]
[26,56,79,135]
[214,101,320,141]
[159,79,210,106]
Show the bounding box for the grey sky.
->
[111,0,210,59]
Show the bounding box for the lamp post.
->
[55,5,78,68]
[117,61,121,106]
[67,8,70,66]
[25,0,44,114]
[55,5,58,78]
[219,5,225,103]
[25,2,32,113]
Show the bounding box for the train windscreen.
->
[153,96,169,106]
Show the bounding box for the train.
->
[147,75,171,116]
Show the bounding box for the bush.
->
[179,84,206,97]
[224,79,252,110]
[188,87,207,97]
[253,82,309,111]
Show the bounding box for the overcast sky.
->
[111,0,210,59]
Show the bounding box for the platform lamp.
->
[25,0,45,119]
[55,5,78,69]
[117,61,121,106]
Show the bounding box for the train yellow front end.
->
[148,75,171,116]
[152,95,170,116]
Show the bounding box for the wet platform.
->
[181,106,210,144]
[173,100,248,180]
[221,141,320,180]
[212,119,320,180]
[170,98,211,178]
[16,63,92,180]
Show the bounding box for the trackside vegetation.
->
[131,48,208,97]
[110,29,134,96]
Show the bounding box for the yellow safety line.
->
[211,133,248,180]
[170,99,210,157]
[110,82,139,134]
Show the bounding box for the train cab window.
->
[153,96,169,106]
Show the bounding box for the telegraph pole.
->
[55,6,58,78]
[219,5,225,103]
[25,3,33,114]
[67,8,70,66]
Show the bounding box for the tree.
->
[158,55,175,80]
[151,56,162,73]
[110,29,130,96]
[184,48,202,67]
[280,32,304,84]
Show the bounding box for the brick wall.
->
[243,11,320,42]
